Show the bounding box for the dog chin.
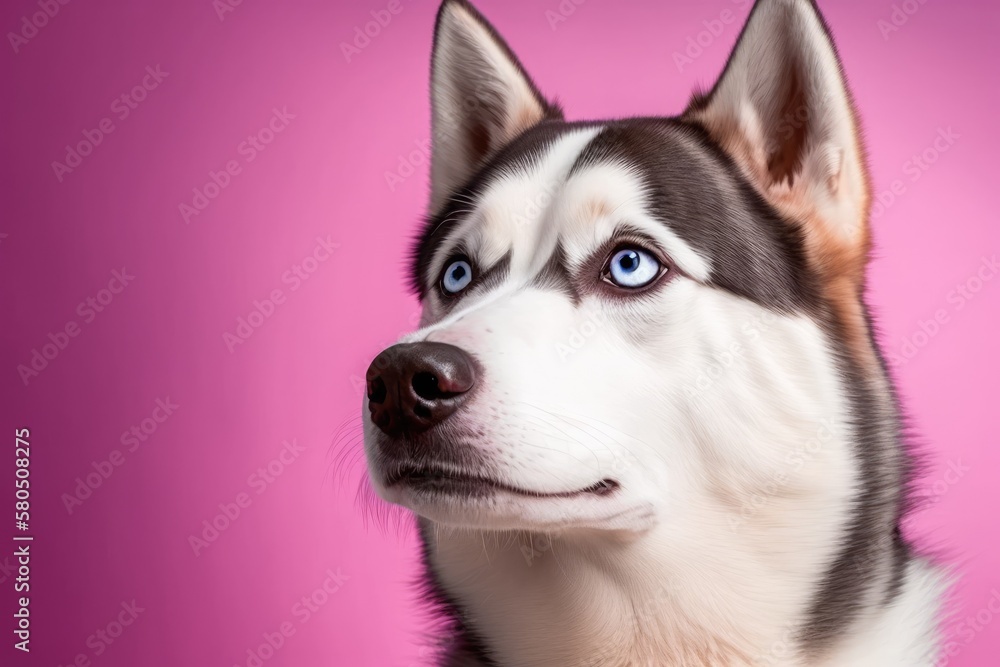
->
[377,475,659,533]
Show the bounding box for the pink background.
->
[1,0,998,665]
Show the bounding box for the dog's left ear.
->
[428,0,560,214]
[685,0,870,278]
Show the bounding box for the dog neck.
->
[422,520,830,667]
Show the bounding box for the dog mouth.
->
[385,466,619,499]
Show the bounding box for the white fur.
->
[363,1,946,664]
[368,131,944,665]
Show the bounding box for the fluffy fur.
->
[362,1,945,664]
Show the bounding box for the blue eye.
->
[605,248,662,288]
[441,258,473,294]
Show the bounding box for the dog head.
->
[363,0,894,543]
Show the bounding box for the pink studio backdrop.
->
[1,0,997,665]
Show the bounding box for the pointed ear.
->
[685,0,870,278]
[429,0,560,213]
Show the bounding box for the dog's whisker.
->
[510,412,610,470]
[516,402,673,469]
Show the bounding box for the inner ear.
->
[767,67,807,186]
[468,120,493,166]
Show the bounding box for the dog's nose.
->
[366,342,476,437]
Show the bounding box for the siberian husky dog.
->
[362,0,945,664]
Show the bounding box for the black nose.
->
[366,342,476,437]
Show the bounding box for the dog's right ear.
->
[429,0,560,214]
